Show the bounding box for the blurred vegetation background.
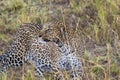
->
[0,0,120,80]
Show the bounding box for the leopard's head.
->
[40,22,65,46]
[41,22,77,46]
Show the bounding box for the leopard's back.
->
[0,23,43,73]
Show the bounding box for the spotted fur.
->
[0,22,82,80]
[0,23,43,73]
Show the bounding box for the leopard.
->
[0,23,64,80]
[25,36,82,80]
[0,23,43,73]
[40,21,84,80]
[0,22,83,80]
[25,37,63,80]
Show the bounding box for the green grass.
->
[0,0,120,80]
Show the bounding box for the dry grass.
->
[0,0,120,80]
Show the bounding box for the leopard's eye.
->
[45,29,52,35]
